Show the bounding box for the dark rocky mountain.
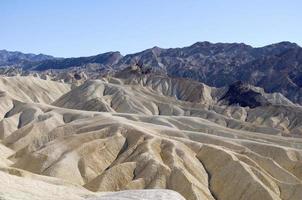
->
[234,46,302,103]
[112,41,302,104]
[25,51,122,71]
[218,81,271,108]
[1,41,302,104]
[0,49,54,66]
[114,41,300,85]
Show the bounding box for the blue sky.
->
[1,0,301,57]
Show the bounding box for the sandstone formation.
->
[1,75,302,200]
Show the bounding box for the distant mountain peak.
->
[0,50,54,66]
[259,41,300,51]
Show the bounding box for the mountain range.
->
[0,49,54,66]
[1,41,302,105]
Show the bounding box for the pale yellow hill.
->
[1,75,302,200]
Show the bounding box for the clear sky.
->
[1,0,301,57]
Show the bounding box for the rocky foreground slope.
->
[1,75,302,200]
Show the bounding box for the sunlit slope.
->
[1,75,302,200]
